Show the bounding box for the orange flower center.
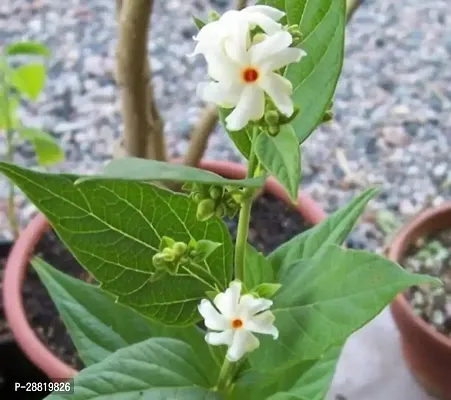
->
[231,318,243,329]
[242,67,259,83]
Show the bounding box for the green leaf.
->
[192,15,206,30]
[255,125,300,201]
[243,244,275,290]
[252,283,281,298]
[219,108,252,159]
[45,338,220,400]
[10,63,46,100]
[4,41,50,57]
[196,239,222,260]
[266,346,342,400]
[17,127,64,165]
[250,245,440,371]
[79,157,264,188]
[231,345,339,400]
[284,0,346,143]
[0,93,19,130]
[32,258,220,383]
[0,163,233,326]
[269,188,378,274]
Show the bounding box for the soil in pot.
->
[228,192,311,255]
[402,228,451,338]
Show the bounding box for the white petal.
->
[261,47,307,72]
[198,299,229,331]
[206,329,234,346]
[259,73,294,116]
[242,5,285,21]
[203,51,240,82]
[214,280,242,318]
[237,295,273,320]
[247,310,279,339]
[250,31,293,65]
[226,329,258,361]
[225,86,263,131]
[244,12,284,35]
[194,20,224,45]
[197,81,242,108]
[223,24,251,64]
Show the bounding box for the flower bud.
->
[264,110,279,126]
[215,203,226,218]
[196,198,216,221]
[162,247,175,262]
[322,110,333,123]
[230,191,244,204]
[173,242,188,256]
[209,186,223,200]
[268,125,280,136]
[252,33,266,45]
[152,253,165,268]
[192,192,203,203]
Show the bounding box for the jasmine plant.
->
[0,3,440,399]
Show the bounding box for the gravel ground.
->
[0,0,450,247]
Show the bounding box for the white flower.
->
[192,5,286,58]
[197,30,306,131]
[198,281,278,362]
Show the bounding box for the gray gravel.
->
[0,0,450,247]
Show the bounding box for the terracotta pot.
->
[2,159,326,380]
[389,203,451,400]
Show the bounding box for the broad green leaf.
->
[17,127,64,165]
[252,283,281,298]
[79,157,264,188]
[45,338,220,400]
[269,188,378,274]
[0,163,233,326]
[231,346,339,400]
[32,258,220,384]
[4,41,50,57]
[219,108,252,159]
[10,63,46,100]
[286,0,346,143]
[243,244,275,290]
[193,15,206,30]
[255,125,300,201]
[250,245,440,371]
[266,345,342,400]
[0,93,19,130]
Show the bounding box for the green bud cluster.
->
[261,102,300,137]
[152,237,222,281]
[287,24,303,47]
[185,183,245,221]
[152,237,189,275]
[321,100,334,124]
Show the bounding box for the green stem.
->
[216,358,234,393]
[0,60,19,239]
[234,127,258,281]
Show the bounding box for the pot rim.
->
[389,201,451,350]
[2,159,327,379]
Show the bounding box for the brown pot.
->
[389,202,451,400]
[2,159,326,380]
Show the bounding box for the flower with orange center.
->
[196,29,306,131]
[198,281,278,362]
